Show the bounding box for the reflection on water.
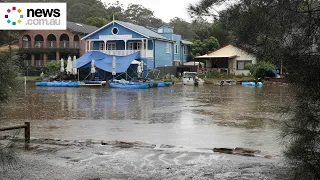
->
[0,83,292,155]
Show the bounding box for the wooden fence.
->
[0,122,30,143]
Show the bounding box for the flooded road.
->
[0,83,291,156]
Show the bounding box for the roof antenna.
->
[113,15,115,25]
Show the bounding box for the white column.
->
[104,40,107,53]
[124,40,127,56]
[145,39,148,57]
[141,39,144,57]
[88,41,91,51]
[85,41,88,52]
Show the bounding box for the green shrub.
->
[245,61,276,80]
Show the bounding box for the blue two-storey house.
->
[81,20,192,74]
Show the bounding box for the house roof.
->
[181,39,192,45]
[195,44,253,59]
[115,20,169,40]
[82,20,172,42]
[67,21,98,34]
[0,40,19,51]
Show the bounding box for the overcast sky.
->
[102,0,199,23]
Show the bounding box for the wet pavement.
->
[0,83,292,156]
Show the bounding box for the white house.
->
[195,44,256,75]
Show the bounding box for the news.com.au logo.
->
[5,6,23,25]
[1,3,66,30]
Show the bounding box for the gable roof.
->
[195,44,255,59]
[67,21,98,34]
[82,20,172,42]
[116,21,169,40]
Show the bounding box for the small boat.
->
[35,82,48,86]
[120,81,173,88]
[110,82,149,89]
[182,72,202,86]
[37,81,80,87]
[242,82,263,86]
[157,82,173,87]
[215,80,237,86]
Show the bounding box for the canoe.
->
[35,82,47,86]
[242,82,263,86]
[110,82,149,89]
[127,81,156,88]
[158,82,173,87]
[39,81,79,87]
[164,82,173,86]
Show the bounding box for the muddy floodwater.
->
[0,83,291,156]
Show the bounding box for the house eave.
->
[81,21,150,40]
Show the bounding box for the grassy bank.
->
[16,76,41,81]
[198,72,254,84]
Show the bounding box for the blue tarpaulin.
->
[76,51,140,73]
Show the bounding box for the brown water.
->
[0,83,292,155]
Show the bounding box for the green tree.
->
[210,22,230,46]
[44,60,62,73]
[0,31,19,46]
[189,0,320,179]
[85,17,109,28]
[191,36,220,56]
[124,4,164,27]
[0,47,21,167]
[246,61,276,80]
[105,1,126,21]
[169,17,194,40]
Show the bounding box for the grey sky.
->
[102,0,199,23]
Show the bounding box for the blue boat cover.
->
[76,51,140,73]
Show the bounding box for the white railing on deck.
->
[94,50,153,58]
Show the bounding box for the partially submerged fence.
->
[0,122,30,143]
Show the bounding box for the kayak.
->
[242,82,263,86]
[110,82,149,89]
[37,81,80,87]
[35,82,47,86]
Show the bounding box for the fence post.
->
[24,122,30,143]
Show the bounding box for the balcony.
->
[73,41,80,48]
[47,41,57,48]
[96,49,153,58]
[34,41,44,48]
[22,42,31,48]
[60,41,69,48]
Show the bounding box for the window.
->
[99,42,104,50]
[183,46,187,55]
[107,43,116,50]
[237,60,252,70]
[112,27,119,35]
[166,43,171,53]
[128,42,145,50]
[174,44,178,54]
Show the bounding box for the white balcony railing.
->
[96,49,153,58]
